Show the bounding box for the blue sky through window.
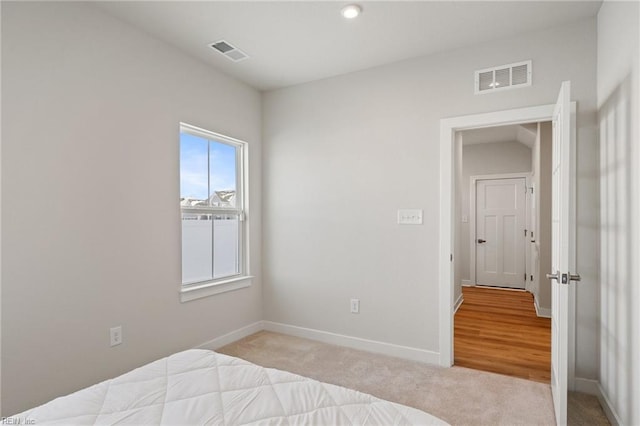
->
[180,132,237,201]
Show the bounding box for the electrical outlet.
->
[350,298,360,314]
[110,326,122,347]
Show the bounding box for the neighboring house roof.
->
[180,191,236,208]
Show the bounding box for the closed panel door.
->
[476,178,526,289]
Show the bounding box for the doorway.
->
[437,103,573,369]
[439,87,578,423]
[452,123,551,381]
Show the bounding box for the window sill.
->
[180,276,253,303]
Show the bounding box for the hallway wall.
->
[457,140,532,288]
[596,1,640,424]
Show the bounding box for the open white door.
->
[548,81,578,425]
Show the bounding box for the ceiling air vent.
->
[474,60,531,94]
[209,40,249,62]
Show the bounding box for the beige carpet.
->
[220,331,559,425]
[568,392,610,426]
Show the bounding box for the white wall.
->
[530,126,541,298]
[1,2,262,415]
[453,134,463,306]
[526,122,553,314]
[536,122,553,313]
[0,1,3,416]
[263,18,599,380]
[596,1,640,424]
[457,141,532,287]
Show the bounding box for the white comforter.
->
[14,349,447,425]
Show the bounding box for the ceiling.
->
[97,1,602,92]
[462,123,539,148]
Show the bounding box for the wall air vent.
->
[474,60,532,94]
[209,40,249,62]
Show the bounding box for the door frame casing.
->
[470,173,531,288]
[438,103,577,388]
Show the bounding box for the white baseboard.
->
[263,321,440,365]
[534,295,551,318]
[196,321,264,351]
[573,378,622,426]
[573,377,599,395]
[194,320,440,366]
[596,382,622,426]
[461,280,471,286]
[454,293,464,313]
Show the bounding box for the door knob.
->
[477,239,486,244]
[546,272,581,283]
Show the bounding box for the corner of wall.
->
[197,321,265,351]
[454,293,464,313]
[533,294,551,318]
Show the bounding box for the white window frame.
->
[179,123,251,302]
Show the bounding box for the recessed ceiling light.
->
[341,4,362,19]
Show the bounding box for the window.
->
[179,123,247,294]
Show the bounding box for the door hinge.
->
[524,229,527,236]
[524,273,527,281]
[450,254,453,262]
[530,275,534,281]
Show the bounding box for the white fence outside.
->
[181,217,239,284]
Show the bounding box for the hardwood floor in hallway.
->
[454,286,551,383]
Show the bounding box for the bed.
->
[11,349,447,425]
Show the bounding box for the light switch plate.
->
[110,326,122,347]
[397,209,423,225]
